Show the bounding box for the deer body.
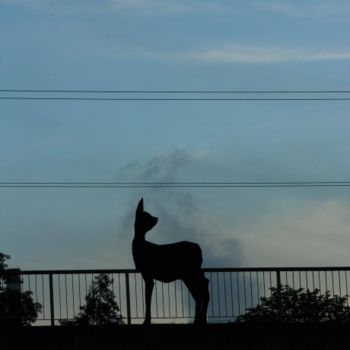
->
[132,199,209,324]
[132,240,202,282]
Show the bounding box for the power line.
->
[1,89,350,101]
[1,182,350,188]
[1,89,350,93]
[1,97,350,101]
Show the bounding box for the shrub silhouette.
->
[62,273,123,325]
[236,285,350,323]
[0,253,42,326]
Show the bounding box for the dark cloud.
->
[116,144,350,268]
[117,148,242,267]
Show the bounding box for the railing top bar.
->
[17,266,350,275]
[19,268,136,275]
[203,267,350,272]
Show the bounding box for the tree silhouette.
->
[63,273,123,326]
[0,253,42,326]
[236,284,350,323]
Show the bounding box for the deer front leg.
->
[143,277,154,325]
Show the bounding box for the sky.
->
[0,0,350,270]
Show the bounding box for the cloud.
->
[149,45,350,64]
[5,145,348,271]
[108,0,229,15]
[241,199,350,266]
[116,145,350,268]
[6,0,349,18]
[0,0,229,16]
[117,149,242,267]
[260,0,350,18]
[112,0,350,18]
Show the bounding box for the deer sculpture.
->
[132,198,209,325]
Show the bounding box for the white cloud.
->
[0,0,229,15]
[241,199,350,266]
[3,0,350,18]
[106,0,234,17]
[143,45,350,64]
[109,0,228,15]
[260,0,350,18]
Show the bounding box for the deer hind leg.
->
[200,276,210,323]
[184,273,209,325]
[143,276,154,325]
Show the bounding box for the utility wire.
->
[1,97,350,101]
[1,89,350,93]
[1,89,350,101]
[1,182,350,188]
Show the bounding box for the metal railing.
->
[12,267,350,325]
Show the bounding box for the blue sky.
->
[1,0,350,270]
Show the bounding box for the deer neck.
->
[133,226,146,244]
[132,227,148,269]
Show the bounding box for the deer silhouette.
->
[132,198,209,325]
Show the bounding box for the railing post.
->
[276,269,282,321]
[49,273,55,326]
[125,272,132,325]
[5,269,21,292]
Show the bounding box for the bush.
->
[0,253,42,326]
[62,273,123,326]
[0,253,10,279]
[236,285,350,323]
[0,289,42,326]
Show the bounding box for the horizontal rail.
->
[19,266,350,275]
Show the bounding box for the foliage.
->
[236,285,350,323]
[0,253,42,326]
[62,273,123,326]
[0,253,10,280]
[0,289,42,326]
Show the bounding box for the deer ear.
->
[136,198,144,216]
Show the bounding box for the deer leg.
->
[194,276,209,325]
[143,277,154,325]
[184,274,209,325]
[199,276,210,324]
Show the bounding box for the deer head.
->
[134,198,158,240]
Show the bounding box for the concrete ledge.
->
[1,323,350,349]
